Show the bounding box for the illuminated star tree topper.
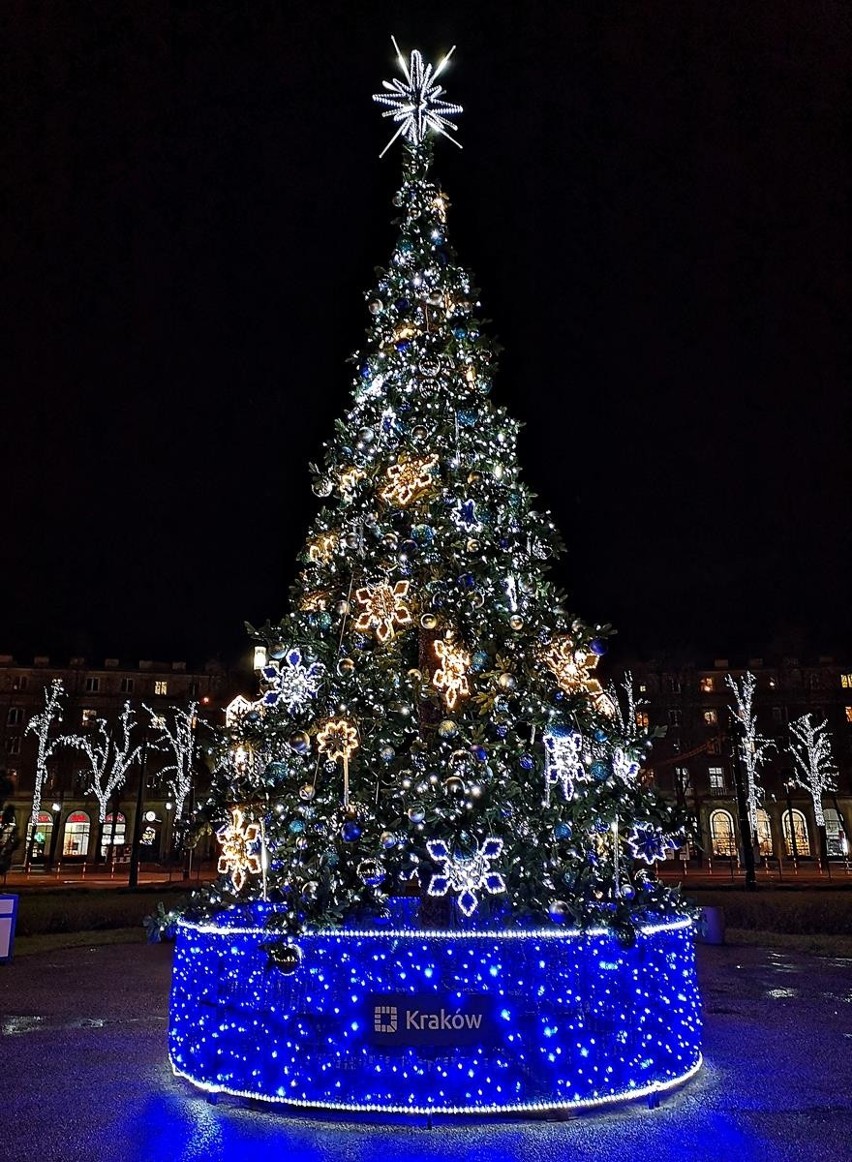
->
[373,38,462,157]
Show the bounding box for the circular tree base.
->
[169,907,702,1116]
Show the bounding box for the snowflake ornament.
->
[612,747,640,783]
[373,39,463,157]
[541,635,614,715]
[316,717,359,763]
[354,579,414,642]
[453,498,481,531]
[217,806,263,892]
[432,638,471,709]
[543,726,585,805]
[379,454,440,507]
[427,837,506,917]
[260,649,324,712]
[627,822,676,865]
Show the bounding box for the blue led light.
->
[169,908,702,1115]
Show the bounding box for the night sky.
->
[4,2,849,669]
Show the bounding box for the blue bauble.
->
[359,364,372,380]
[593,728,608,743]
[471,651,489,671]
[395,339,411,352]
[412,524,433,544]
[471,745,488,762]
[395,297,410,312]
[342,821,362,842]
[494,724,509,739]
[247,710,260,722]
[288,820,305,835]
[552,690,565,704]
[379,745,396,763]
[590,760,609,781]
[458,409,476,427]
[498,537,510,550]
[460,573,476,589]
[398,239,413,255]
[317,613,332,631]
[590,639,606,656]
[553,822,572,841]
[519,753,534,771]
[453,325,467,339]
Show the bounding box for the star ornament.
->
[427,837,506,917]
[217,806,263,892]
[354,579,414,642]
[316,717,359,763]
[379,454,440,507]
[433,638,471,709]
[373,39,463,157]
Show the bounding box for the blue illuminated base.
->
[169,908,702,1116]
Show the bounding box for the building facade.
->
[609,655,852,867]
[0,654,229,869]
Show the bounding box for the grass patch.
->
[687,888,852,935]
[11,927,146,957]
[10,887,191,937]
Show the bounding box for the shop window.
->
[710,809,737,857]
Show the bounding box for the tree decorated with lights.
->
[24,678,66,862]
[788,712,836,863]
[725,671,773,838]
[191,42,690,943]
[66,701,141,859]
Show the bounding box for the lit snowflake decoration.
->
[354,579,414,643]
[427,837,506,917]
[338,466,365,499]
[308,532,337,565]
[541,636,614,715]
[217,806,262,892]
[612,747,640,783]
[379,454,440,507]
[543,726,585,805]
[260,649,324,712]
[433,638,471,709]
[373,39,463,157]
[316,717,359,763]
[453,498,481,531]
[627,822,676,865]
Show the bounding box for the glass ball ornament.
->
[289,731,310,755]
[437,719,458,740]
[593,728,608,743]
[368,298,383,315]
[288,820,305,835]
[419,357,441,377]
[379,745,396,763]
[357,859,386,887]
[620,882,636,901]
[268,643,286,660]
[471,650,489,671]
[411,425,428,443]
[519,753,534,771]
[341,820,362,842]
[344,532,360,549]
[590,638,607,656]
[317,612,332,631]
[298,783,315,802]
[407,805,425,824]
[312,477,333,498]
[337,657,355,676]
[467,471,481,484]
[420,613,438,630]
[591,760,609,781]
[407,668,423,684]
[497,672,517,691]
[466,539,480,553]
[379,830,397,850]
[443,775,466,796]
[548,899,570,923]
[382,532,399,549]
[471,745,488,762]
[553,821,572,841]
[509,615,525,630]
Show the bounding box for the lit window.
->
[708,766,725,792]
[85,677,100,693]
[634,710,650,729]
[710,809,736,856]
[638,683,647,694]
[756,808,773,856]
[82,708,97,726]
[120,677,134,694]
[63,811,91,857]
[783,809,810,857]
[699,677,714,693]
[841,673,852,689]
[703,709,718,726]
[150,715,166,730]
[846,707,852,724]
[7,707,23,725]
[154,680,168,696]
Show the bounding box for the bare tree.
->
[725,672,773,836]
[145,702,207,849]
[789,712,837,864]
[66,701,141,861]
[24,679,66,864]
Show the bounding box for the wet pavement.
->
[1,939,851,1162]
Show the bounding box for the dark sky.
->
[3,1,850,668]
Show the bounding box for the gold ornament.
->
[316,716,359,808]
[433,638,472,710]
[379,454,439,507]
[354,579,414,643]
[541,635,613,714]
[308,532,337,565]
[216,806,263,892]
[338,466,365,497]
[432,191,450,222]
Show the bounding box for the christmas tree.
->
[191,43,689,945]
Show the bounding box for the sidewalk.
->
[1,937,851,1161]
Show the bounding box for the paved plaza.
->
[1,937,851,1161]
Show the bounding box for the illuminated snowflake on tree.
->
[543,726,585,805]
[316,717,359,763]
[627,822,677,865]
[379,454,440,507]
[541,636,613,714]
[261,649,324,712]
[217,807,263,892]
[612,747,641,783]
[308,532,337,565]
[354,579,414,642]
[426,837,506,917]
[373,39,463,157]
[433,638,471,709]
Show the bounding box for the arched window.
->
[825,808,846,857]
[25,811,53,859]
[63,811,91,857]
[782,809,810,857]
[710,809,737,858]
[100,811,127,858]
[756,808,773,856]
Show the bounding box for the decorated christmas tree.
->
[169,45,701,1116]
[191,42,690,943]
